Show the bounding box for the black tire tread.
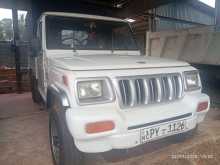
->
[49,97,83,165]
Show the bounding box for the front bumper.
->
[65,93,210,153]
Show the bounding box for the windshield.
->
[45,16,138,50]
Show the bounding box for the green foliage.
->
[0,18,13,41]
[0,13,26,41]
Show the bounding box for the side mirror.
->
[31,38,41,57]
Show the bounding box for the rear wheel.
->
[31,75,42,104]
[49,98,83,165]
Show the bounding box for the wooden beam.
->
[0,0,31,10]
[145,13,208,26]
[12,7,22,93]
[115,0,176,18]
[216,0,220,26]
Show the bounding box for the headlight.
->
[184,71,201,91]
[76,78,114,105]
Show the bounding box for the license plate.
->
[141,120,187,144]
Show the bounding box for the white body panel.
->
[49,54,189,71]
[66,98,208,153]
[34,12,210,153]
[48,65,210,153]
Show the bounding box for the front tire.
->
[49,98,83,165]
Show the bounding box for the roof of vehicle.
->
[42,12,127,22]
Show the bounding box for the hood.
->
[49,55,189,71]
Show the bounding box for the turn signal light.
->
[197,101,208,112]
[85,121,115,134]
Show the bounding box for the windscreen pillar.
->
[12,8,22,93]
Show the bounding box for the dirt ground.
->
[0,93,220,165]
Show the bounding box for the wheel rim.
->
[50,117,60,165]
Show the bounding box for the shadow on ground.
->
[0,93,220,165]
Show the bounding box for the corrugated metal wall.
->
[155,2,215,31]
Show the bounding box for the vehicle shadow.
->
[101,134,189,163]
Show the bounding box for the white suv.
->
[30,12,210,165]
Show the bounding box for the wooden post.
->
[216,0,220,26]
[12,8,22,93]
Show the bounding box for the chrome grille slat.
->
[118,73,183,108]
[172,76,177,99]
[167,76,174,101]
[149,79,155,103]
[129,80,137,106]
[120,80,126,105]
[177,76,183,98]
[162,77,169,101]
[135,79,142,104]
[143,79,149,104]
[119,80,129,106]
[156,78,162,102]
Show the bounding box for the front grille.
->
[117,74,183,108]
